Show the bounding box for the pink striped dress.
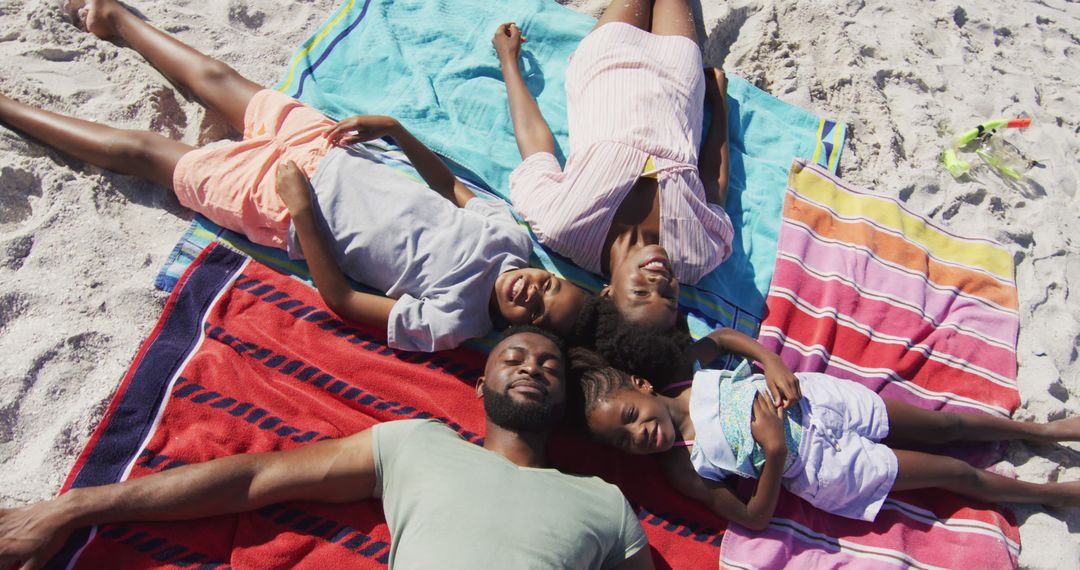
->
[509,22,734,285]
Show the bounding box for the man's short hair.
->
[495,325,565,353]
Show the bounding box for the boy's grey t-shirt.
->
[372,420,649,569]
[287,145,531,352]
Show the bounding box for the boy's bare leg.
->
[66,0,261,132]
[0,93,191,188]
[891,449,1080,507]
[650,0,697,42]
[594,0,653,32]
[884,399,1080,445]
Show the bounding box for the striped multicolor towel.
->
[59,243,727,569]
[156,0,849,340]
[724,159,1021,568]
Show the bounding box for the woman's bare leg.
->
[650,0,697,42]
[884,399,1080,445]
[67,0,261,132]
[594,0,653,32]
[0,93,191,189]
[891,449,1080,507]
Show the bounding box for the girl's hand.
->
[275,161,313,215]
[750,391,787,456]
[762,354,801,410]
[326,115,400,146]
[492,22,526,62]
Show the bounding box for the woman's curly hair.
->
[569,295,694,389]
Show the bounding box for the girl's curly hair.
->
[565,347,634,429]
[569,295,694,388]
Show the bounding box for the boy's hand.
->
[326,115,400,146]
[275,161,313,215]
[762,354,801,410]
[492,22,526,62]
[750,391,787,456]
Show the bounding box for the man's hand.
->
[275,160,313,215]
[492,22,526,62]
[762,354,801,410]
[326,115,400,147]
[0,501,72,570]
[750,391,787,457]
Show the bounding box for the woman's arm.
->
[661,394,788,530]
[698,68,730,207]
[275,161,396,329]
[493,22,556,159]
[686,328,801,409]
[0,431,376,569]
[326,116,475,208]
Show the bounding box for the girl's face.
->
[586,381,677,455]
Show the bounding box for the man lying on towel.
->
[0,327,653,569]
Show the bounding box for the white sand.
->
[1,0,1077,567]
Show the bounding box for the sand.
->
[1,0,1077,567]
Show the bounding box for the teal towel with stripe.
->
[159,0,845,345]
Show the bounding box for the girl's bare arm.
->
[493,23,556,159]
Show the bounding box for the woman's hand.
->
[275,160,313,215]
[326,115,400,146]
[492,22,526,62]
[750,391,787,457]
[703,67,727,109]
[762,354,801,410]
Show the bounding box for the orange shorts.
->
[172,89,335,248]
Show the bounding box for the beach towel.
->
[162,0,849,342]
[57,243,727,569]
[723,159,1021,568]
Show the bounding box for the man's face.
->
[477,332,567,433]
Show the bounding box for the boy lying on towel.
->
[0,0,588,352]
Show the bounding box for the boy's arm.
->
[493,22,556,159]
[0,431,376,570]
[275,162,396,329]
[686,328,801,409]
[698,68,730,207]
[661,395,787,531]
[327,116,475,208]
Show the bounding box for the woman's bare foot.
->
[62,0,118,40]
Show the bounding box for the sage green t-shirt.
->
[372,420,648,569]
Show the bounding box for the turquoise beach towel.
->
[158,0,845,345]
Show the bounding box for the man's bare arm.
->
[0,431,376,569]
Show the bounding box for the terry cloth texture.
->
[59,243,729,569]
[236,0,847,347]
[172,89,334,249]
[717,159,1021,569]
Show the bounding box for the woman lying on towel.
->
[568,342,1080,529]
[0,0,590,353]
[494,0,733,347]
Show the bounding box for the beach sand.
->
[1,0,1077,567]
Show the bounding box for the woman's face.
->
[602,245,679,330]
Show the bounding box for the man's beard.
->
[482,384,564,433]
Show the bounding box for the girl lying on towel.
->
[568,343,1080,528]
[0,0,589,353]
[493,0,733,365]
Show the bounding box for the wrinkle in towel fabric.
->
[59,243,726,569]
[726,159,1021,569]
[261,0,847,342]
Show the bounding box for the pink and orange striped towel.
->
[727,159,1021,568]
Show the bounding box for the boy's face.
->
[493,268,588,339]
[587,382,676,455]
[601,245,679,331]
